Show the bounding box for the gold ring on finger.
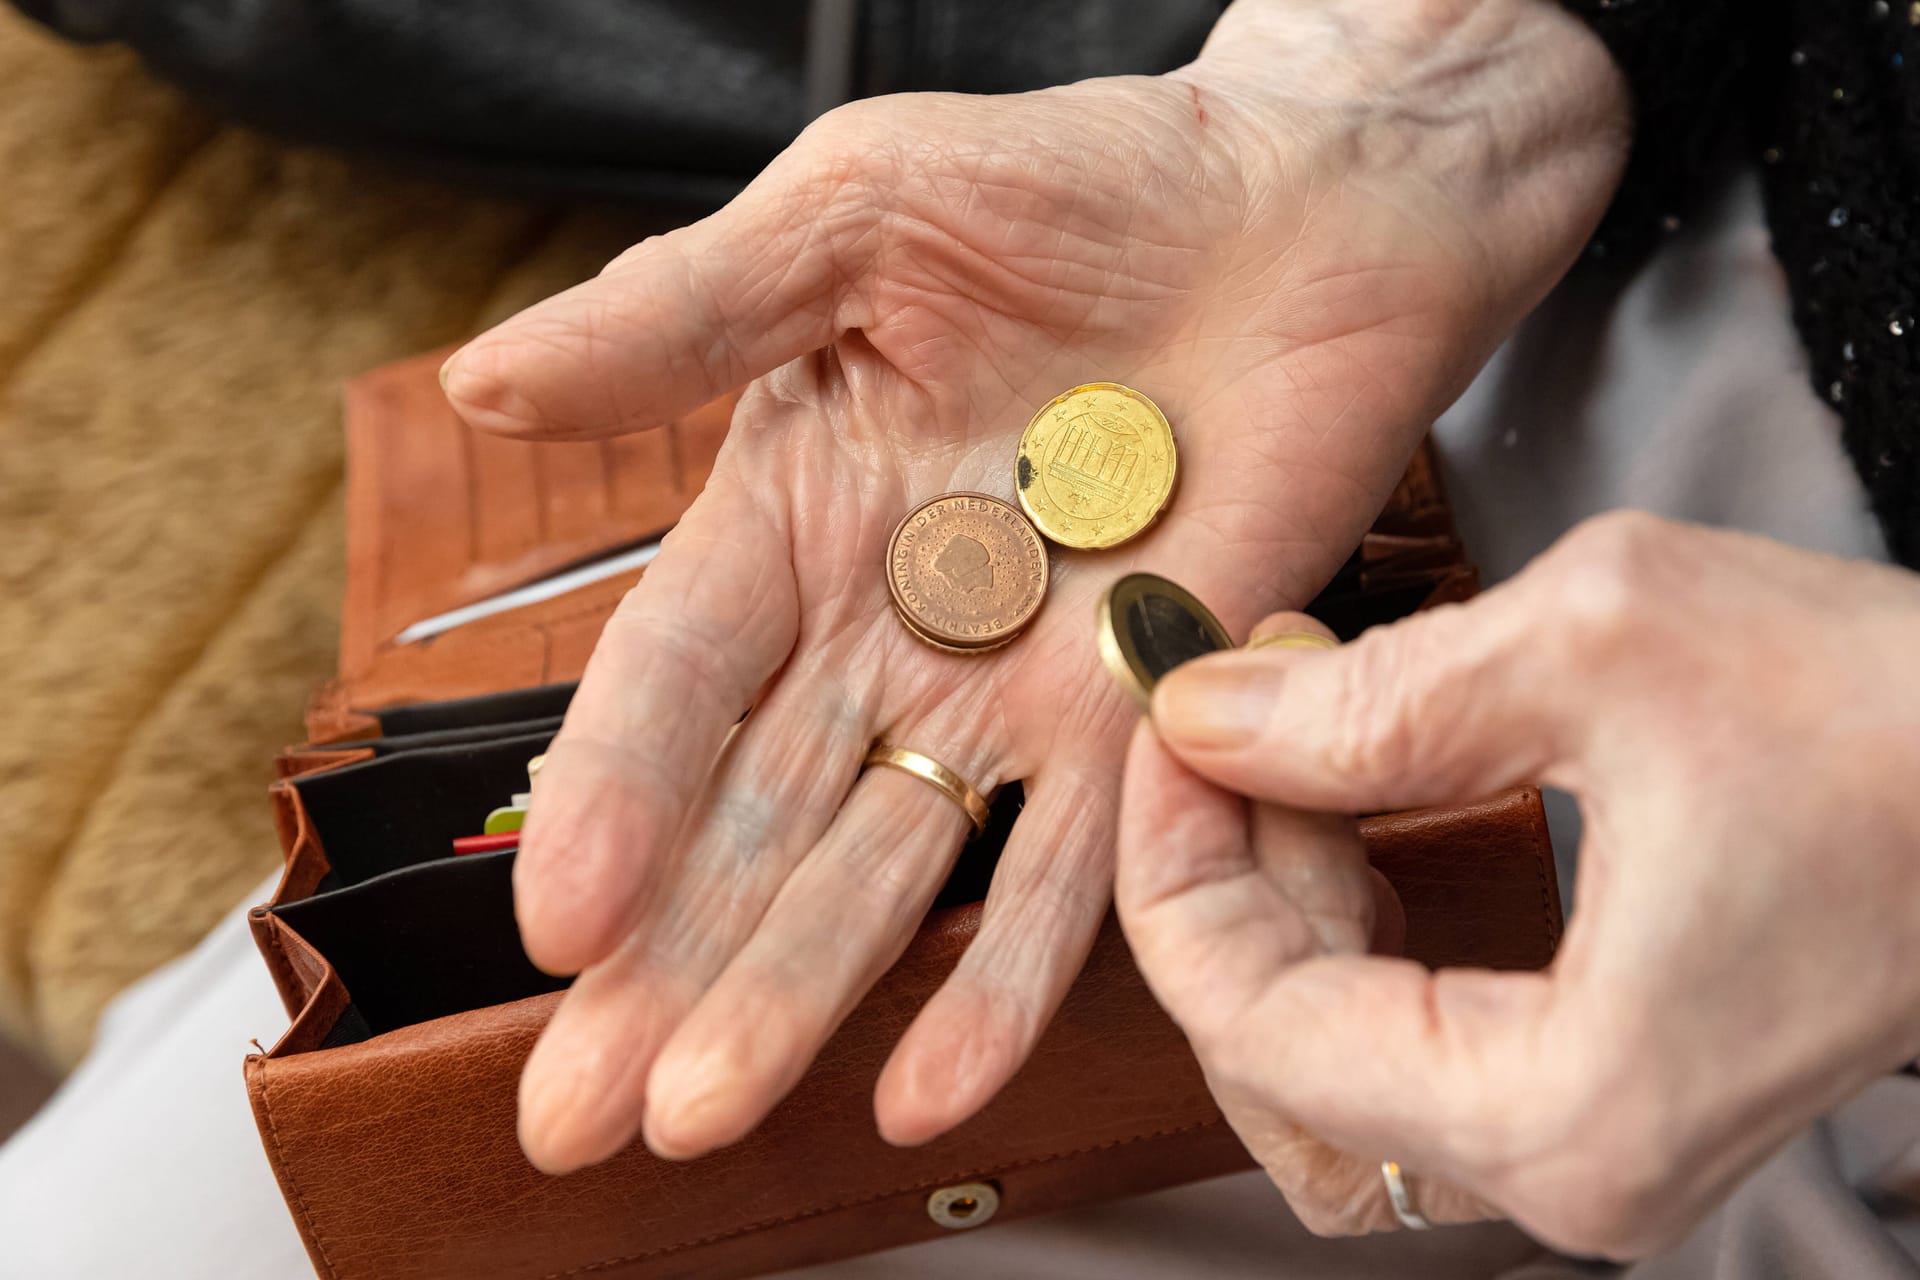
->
[863,743,992,831]
[1380,1160,1432,1231]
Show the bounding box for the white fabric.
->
[1439,174,1885,584]
[2,171,1908,1279]
[0,874,312,1278]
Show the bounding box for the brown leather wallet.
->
[246,350,1561,1280]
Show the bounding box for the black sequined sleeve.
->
[1559,0,1786,263]
[1563,0,1920,566]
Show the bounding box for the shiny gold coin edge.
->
[885,491,1050,650]
[1246,630,1340,652]
[1016,382,1179,550]
[1096,572,1233,711]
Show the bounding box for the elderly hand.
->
[1118,512,1920,1255]
[441,0,1626,1173]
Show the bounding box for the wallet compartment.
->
[249,789,1559,1280]
[273,850,564,1038]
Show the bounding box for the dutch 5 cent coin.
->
[887,493,1049,652]
[1016,382,1177,550]
[1097,572,1232,709]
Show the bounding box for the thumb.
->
[441,112,885,440]
[1118,718,1563,1192]
[1151,577,1571,814]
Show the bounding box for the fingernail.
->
[438,350,459,391]
[1153,657,1286,748]
[518,1063,590,1174]
[645,1045,739,1160]
[645,1085,726,1161]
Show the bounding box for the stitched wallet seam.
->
[253,1055,343,1280]
[1521,790,1564,950]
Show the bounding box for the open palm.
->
[443,4,1623,1174]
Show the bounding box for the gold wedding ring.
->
[1246,630,1340,652]
[1380,1161,1432,1231]
[864,744,993,831]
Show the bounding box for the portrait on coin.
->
[934,534,994,592]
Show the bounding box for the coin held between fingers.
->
[1097,573,1232,711]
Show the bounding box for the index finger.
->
[442,112,884,441]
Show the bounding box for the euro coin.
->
[1016,382,1177,550]
[887,493,1049,653]
[1096,572,1231,710]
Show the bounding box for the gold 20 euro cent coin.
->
[1096,572,1232,711]
[1015,382,1177,550]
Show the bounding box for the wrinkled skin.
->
[1125,514,1920,1254]
[441,0,1627,1200]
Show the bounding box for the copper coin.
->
[890,602,1013,655]
[887,493,1049,652]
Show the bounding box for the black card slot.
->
[373,682,577,737]
[292,714,565,759]
[1308,576,1454,641]
[288,788,1023,1047]
[294,729,555,886]
[1314,547,1365,600]
[275,850,565,1038]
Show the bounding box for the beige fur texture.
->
[0,9,655,1067]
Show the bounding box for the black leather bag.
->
[13,0,1223,205]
